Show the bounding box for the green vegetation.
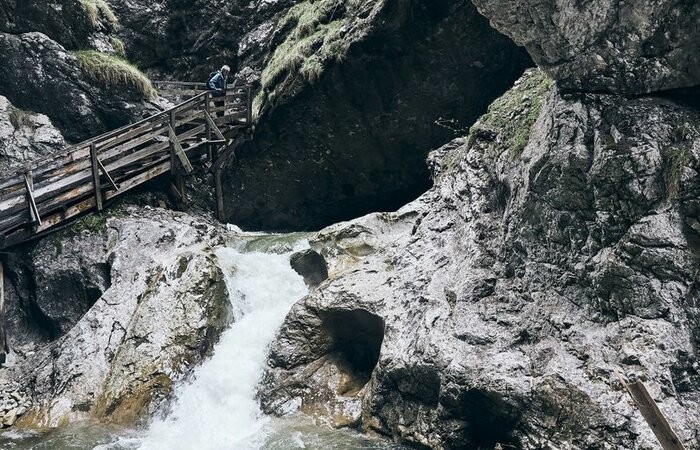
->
[662,144,693,200]
[72,50,155,98]
[257,0,378,109]
[81,0,119,29]
[8,106,33,129]
[469,69,553,159]
[109,37,126,57]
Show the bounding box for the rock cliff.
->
[261,69,700,449]
[471,0,700,95]
[0,207,233,427]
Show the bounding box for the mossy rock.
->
[468,69,553,160]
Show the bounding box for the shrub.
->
[72,50,155,98]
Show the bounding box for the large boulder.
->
[223,0,532,230]
[471,0,700,95]
[0,96,64,173]
[261,70,700,449]
[0,207,234,427]
[0,0,95,49]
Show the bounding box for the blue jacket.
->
[208,71,227,95]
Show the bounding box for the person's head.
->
[221,65,231,76]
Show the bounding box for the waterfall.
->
[137,243,309,450]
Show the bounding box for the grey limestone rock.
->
[0,207,234,427]
[470,0,700,95]
[261,69,700,449]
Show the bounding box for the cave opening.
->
[320,308,385,396]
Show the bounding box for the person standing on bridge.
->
[208,65,230,117]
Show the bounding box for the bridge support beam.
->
[0,259,8,365]
[90,143,103,211]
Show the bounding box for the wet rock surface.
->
[261,69,700,449]
[471,0,700,95]
[290,249,329,288]
[0,207,234,427]
[0,95,65,172]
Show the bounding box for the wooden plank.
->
[0,260,7,365]
[23,172,41,225]
[4,159,174,247]
[210,135,246,174]
[204,111,226,142]
[168,125,194,173]
[621,378,687,450]
[90,143,103,211]
[98,159,120,192]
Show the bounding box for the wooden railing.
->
[0,82,253,250]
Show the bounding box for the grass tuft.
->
[662,144,692,200]
[259,0,378,107]
[72,50,155,99]
[109,37,126,57]
[81,0,119,29]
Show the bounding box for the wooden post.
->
[0,259,8,365]
[90,142,103,211]
[620,376,687,450]
[246,85,253,125]
[169,110,187,205]
[204,92,213,162]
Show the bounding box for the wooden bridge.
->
[0,80,253,251]
[0,80,254,362]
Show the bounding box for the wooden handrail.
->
[0,80,254,250]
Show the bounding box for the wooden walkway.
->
[0,80,253,251]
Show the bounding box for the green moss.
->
[72,50,155,98]
[8,106,33,129]
[258,0,378,108]
[81,0,119,29]
[663,145,692,200]
[109,37,126,57]
[470,69,553,159]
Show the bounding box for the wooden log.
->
[169,112,187,205]
[0,259,7,365]
[90,143,103,211]
[619,375,687,450]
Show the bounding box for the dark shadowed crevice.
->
[320,309,385,395]
[222,0,533,231]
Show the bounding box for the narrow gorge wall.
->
[223,0,532,230]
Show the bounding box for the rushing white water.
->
[137,243,309,450]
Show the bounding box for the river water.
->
[0,235,405,450]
